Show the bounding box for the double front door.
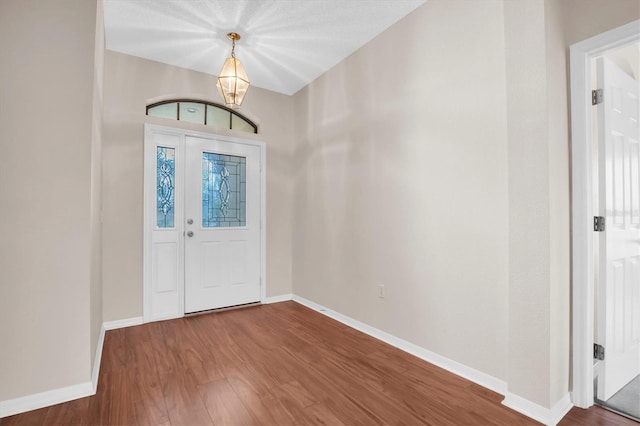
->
[144,126,262,321]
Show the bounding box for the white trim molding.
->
[0,316,144,418]
[1,298,571,423]
[502,393,573,426]
[104,316,144,331]
[0,381,93,419]
[569,19,640,409]
[291,295,507,396]
[262,294,293,304]
[293,294,575,425]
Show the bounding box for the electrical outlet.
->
[377,285,385,298]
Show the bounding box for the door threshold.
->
[593,377,640,422]
[185,301,261,317]
[594,400,640,423]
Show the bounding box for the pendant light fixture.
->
[216,32,250,108]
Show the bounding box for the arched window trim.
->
[146,99,258,134]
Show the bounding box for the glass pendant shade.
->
[217,57,250,107]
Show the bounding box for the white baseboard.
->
[0,324,106,418]
[292,295,577,425]
[550,394,574,425]
[262,293,293,304]
[502,392,573,425]
[1,301,572,426]
[0,381,93,419]
[103,316,143,330]
[291,295,508,396]
[1,316,144,418]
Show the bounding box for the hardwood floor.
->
[1,301,636,425]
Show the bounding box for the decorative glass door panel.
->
[144,129,184,322]
[145,126,262,322]
[156,146,175,228]
[202,153,246,227]
[184,136,260,313]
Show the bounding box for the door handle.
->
[186,231,194,237]
[187,219,194,225]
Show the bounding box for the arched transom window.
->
[146,99,257,134]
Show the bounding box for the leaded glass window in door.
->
[202,153,246,227]
[156,146,175,228]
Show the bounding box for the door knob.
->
[186,231,194,237]
[187,219,194,225]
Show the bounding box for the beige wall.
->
[560,0,639,46]
[0,0,99,401]
[1,0,638,414]
[503,0,552,407]
[90,0,105,365]
[292,0,638,411]
[545,0,571,407]
[503,0,638,408]
[102,52,294,321]
[502,0,576,407]
[292,0,510,381]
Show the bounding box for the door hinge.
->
[594,216,605,232]
[594,343,605,360]
[592,89,603,105]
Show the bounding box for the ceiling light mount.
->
[217,31,250,108]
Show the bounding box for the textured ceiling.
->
[103,0,426,95]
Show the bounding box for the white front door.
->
[596,57,640,401]
[144,126,263,322]
[184,136,261,313]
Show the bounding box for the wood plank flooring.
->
[0,301,636,425]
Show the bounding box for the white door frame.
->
[143,124,267,322]
[569,19,639,408]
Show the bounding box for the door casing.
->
[569,20,640,408]
[143,124,267,323]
